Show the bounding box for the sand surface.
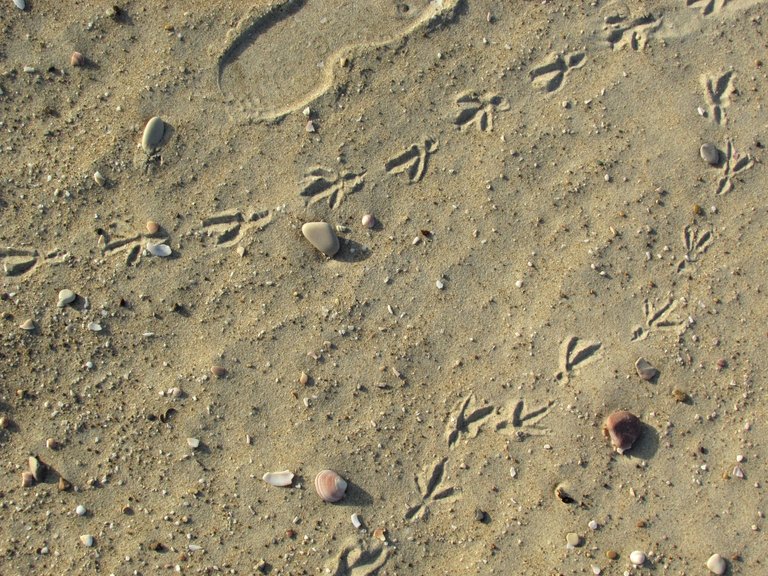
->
[1,0,766,574]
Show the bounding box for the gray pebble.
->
[57,289,76,307]
[700,143,720,166]
[302,222,339,257]
[142,116,165,153]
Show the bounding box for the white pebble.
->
[435,280,444,290]
[629,550,646,566]
[361,213,376,228]
[80,534,94,547]
[187,437,200,449]
[93,171,105,186]
[351,513,362,528]
[75,504,86,516]
[146,242,172,257]
[588,520,598,530]
[706,553,726,575]
[515,280,524,288]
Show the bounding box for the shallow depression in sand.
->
[218,0,437,117]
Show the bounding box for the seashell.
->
[142,116,166,153]
[299,371,309,386]
[14,0,26,10]
[87,322,102,332]
[350,513,362,529]
[700,143,720,166]
[361,213,376,228]
[634,357,658,381]
[57,289,76,307]
[262,470,294,487]
[58,477,73,491]
[21,471,35,487]
[75,504,86,516]
[210,365,226,378]
[629,550,646,566]
[146,220,160,235]
[146,242,171,257]
[314,469,347,502]
[0,415,11,429]
[186,437,200,449]
[603,410,642,454]
[70,51,85,67]
[19,318,35,331]
[93,170,106,186]
[46,437,61,450]
[29,455,48,482]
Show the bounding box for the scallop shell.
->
[315,469,347,502]
[262,470,294,487]
[603,410,642,454]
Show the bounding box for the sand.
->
[1,0,766,574]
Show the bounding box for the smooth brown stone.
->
[302,222,339,257]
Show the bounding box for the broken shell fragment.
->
[58,477,73,491]
[262,470,294,487]
[21,471,35,487]
[634,357,658,381]
[57,289,76,307]
[93,171,106,186]
[603,410,642,454]
[19,318,35,331]
[70,51,85,67]
[315,469,347,502]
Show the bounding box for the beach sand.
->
[1,0,766,574]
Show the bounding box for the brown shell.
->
[315,469,347,502]
[603,410,642,454]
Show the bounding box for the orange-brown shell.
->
[315,469,347,502]
[603,410,642,454]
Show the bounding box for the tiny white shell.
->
[14,0,26,10]
[351,513,362,528]
[629,550,646,566]
[19,319,35,331]
[93,171,105,186]
[315,469,347,502]
[146,242,172,257]
[75,504,86,516]
[361,214,376,228]
[262,470,294,487]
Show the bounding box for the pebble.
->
[57,289,76,307]
[301,222,339,257]
[87,322,102,332]
[187,437,200,449]
[21,471,35,487]
[46,438,61,450]
[700,143,720,165]
[361,214,376,228]
[706,553,726,575]
[75,504,86,516]
[588,520,599,530]
[0,415,11,429]
[93,171,106,186]
[210,365,227,378]
[635,357,658,380]
[146,220,160,234]
[80,534,94,547]
[19,318,35,331]
[14,0,26,10]
[629,550,646,566]
[566,532,581,547]
[142,116,165,153]
[70,51,85,67]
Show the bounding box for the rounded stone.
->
[57,289,76,307]
[566,532,581,547]
[700,143,720,166]
[629,550,646,566]
[302,222,339,257]
[75,504,86,516]
[142,116,165,153]
[80,534,94,547]
[706,553,726,575]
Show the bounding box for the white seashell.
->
[87,322,102,332]
[19,318,35,331]
[361,213,376,228]
[146,242,172,257]
[634,357,658,381]
[14,0,26,10]
[351,513,362,529]
[93,171,106,186]
[315,469,347,502]
[629,550,646,566]
[262,470,294,487]
[142,116,165,153]
[75,504,86,516]
[80,534,94,547]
